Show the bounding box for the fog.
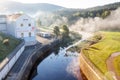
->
[70,8,120,32]
[67,56,82,80]
[34,12,68,27]
[34,8,120,32]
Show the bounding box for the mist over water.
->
[67,57,82,80]
[70,8,120,32]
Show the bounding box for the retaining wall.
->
[0,41,25,80]
[80,52,105,80]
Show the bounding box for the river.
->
[32,32,92,80]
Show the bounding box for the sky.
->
[2,0,120,8]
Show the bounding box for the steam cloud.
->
[34,12,68,27]
[66,56,82,80]
[70,8,120,32]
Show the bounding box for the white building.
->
[0,15,7,33]
[0,14,36,46]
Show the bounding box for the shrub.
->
[3,39,9,46]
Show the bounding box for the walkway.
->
[5,44,41,80]
[106,52,120,80]
[36,35,53,45]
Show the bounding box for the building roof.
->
[7,13,22,21]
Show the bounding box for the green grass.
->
[82,31,120,74]
[0,33,21,62]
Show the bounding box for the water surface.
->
[32,49,82,80]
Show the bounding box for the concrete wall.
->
[0,41,25,80]
[6,21,16,36]
[0,23,7,33]
[80,52,105,80]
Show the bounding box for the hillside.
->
[52,2,119,25]
[56,2,120,17]
[0,1,65,14]
[36,2,120,31]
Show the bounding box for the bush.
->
[3,39,9,46]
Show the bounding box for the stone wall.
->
[80,52,105,80]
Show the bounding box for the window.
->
[21,24,23,27]
[23,19,28,21]
[21,33,24,38]
[29,32,31,37]
[28,23,31,27]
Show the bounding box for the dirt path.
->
[36,35,53,45]
[106,52,120,80]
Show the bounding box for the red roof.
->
[7,13,22,21]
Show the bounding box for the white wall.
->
[0,23,7,33]
[6,21,16,36]
[0,43,25,80]
[15,14,37,46]
[0,16,7,33]
[15,14,36,38]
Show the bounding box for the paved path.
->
[36,35,54,45]
[106,52,120,80]
[5,45,40,80]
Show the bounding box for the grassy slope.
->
[82,32,120,74]
[0,33,21,62]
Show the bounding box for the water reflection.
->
[32,48,83,80]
